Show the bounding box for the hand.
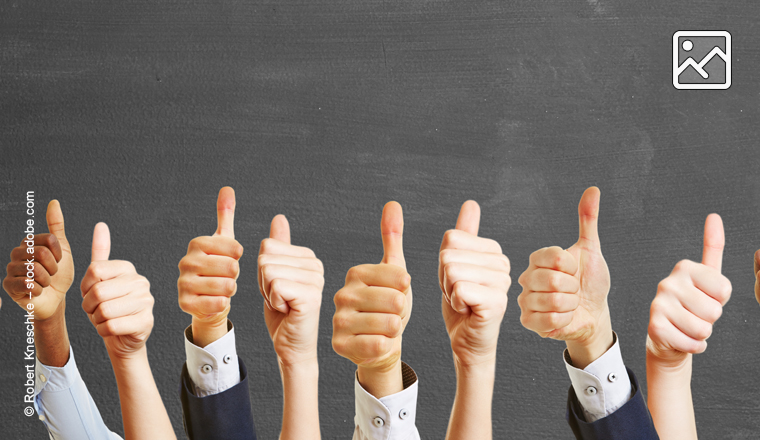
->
[177,187,244,347]
[258,215,324,367]
[439,200,510,368]
[517,187,612,368]
[647,214,731,367]
[80,223,155,360]
[332,202,412,395]
[3,200,74,321]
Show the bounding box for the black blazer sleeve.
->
[566,368,659,440]
[179,358,256,440]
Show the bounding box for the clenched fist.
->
[81,223,155,360]
[4,200,74,321]
[332,202,412,397]
[647,214,731,366]
[517,187,612,368]
[259,215,324,367]
[178,187,243,347]
[440,200,510,367]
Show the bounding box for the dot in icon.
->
[682,40,693,51]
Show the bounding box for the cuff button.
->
[399,408,409,420]
[585,386,597,396]
[223,354,232,364]
[372,416,385,427]
[201,364,213,374]
[608,372,618,383]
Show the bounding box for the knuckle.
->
[488,238,503,254]
[346,266,362,282]
[259,238,273,254]
[695,323,713,340]
[442,229,458,248]
[546,272,561,290]
[392,293,406,315]
[674,259,692,273]
[388,315,402,336]
[371,337,389,356]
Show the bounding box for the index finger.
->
[529,246,578,275]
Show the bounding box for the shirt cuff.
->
[354,362,420,440]
[34,345,80,419]
[564,332,632,423]
[184,320,241,397]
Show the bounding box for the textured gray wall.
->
[2,0,760,438]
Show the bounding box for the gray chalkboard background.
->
[2,0,759,438]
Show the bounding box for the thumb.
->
[91,222,111,262]
[702,213,724,272]
[269,214,291,244]
[46,200,67,242]
[455,200,480,236]
[381,201,406,268]
[754,249,760,280]
[214,186,236,238]
[577,186,601,248]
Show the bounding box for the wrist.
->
[108,345,149,365]
[34,304,70,367]
[191,316,229,348]
[279,356,319,380]
[454,356,496,379]
[646,336,692,371]
[357,359,403,398]
[566,318,613,370]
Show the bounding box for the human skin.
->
[439,200,510,440]
[81,222,176,440]
[332,201,413,399]
[177,186,244,348]
[517,187,614,370]
[646,214,731,440]
[3,201,74,368]
[258,214,324,440]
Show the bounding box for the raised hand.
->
[332,201,413,397]
[440,200,510,367]
[258,215,324,366]
[178,187,244,347]
[259,215,324,440]
[4,200,74,321]
[646,214,731,440]
[647,214,731,365]
[439,201,509,440]
[80,223,155,360]
[517,187,612,368]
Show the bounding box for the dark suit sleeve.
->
[179,358,256,440]
[566,368,659,440]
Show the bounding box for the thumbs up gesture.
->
[517,187,612,368]
[258,215,324,366]
[647,214,732,365]
[439,201,510,367]
[4,200,74,321]
[332,202,413,396]
[178,187,244,347]
[80,223,155,359]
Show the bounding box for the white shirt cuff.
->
[354,362,420,440]
[184,320,241,397]
[564,332,632,422]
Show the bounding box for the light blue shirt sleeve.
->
[34,346,122,440]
